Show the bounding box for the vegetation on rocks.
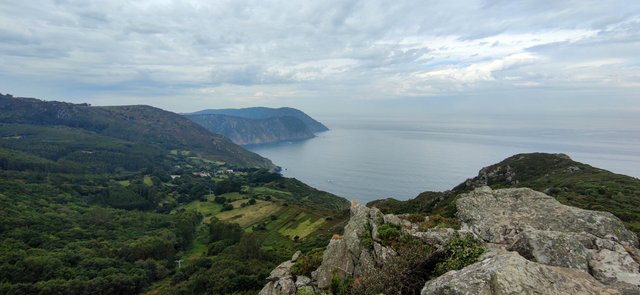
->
[432,233,484,277]
[369,153,640,236]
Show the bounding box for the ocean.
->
[247,117,640,203]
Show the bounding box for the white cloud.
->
[0,0,638,114]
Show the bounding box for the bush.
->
[291,248,324,277]
[418,214,461,230]
[378,223,401,244]
[220,204,234,212]
[433,233,484,277]
[330,274,352,295]
[351,238,433,294]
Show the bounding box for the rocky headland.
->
[260,186,640,294]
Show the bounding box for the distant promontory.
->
[184,107,329,145]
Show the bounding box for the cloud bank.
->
[0,0,638,116]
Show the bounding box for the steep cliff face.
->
[188,107,329,133]
[260,187,640,294]
[185,114,315,145]
[185,107,329,145]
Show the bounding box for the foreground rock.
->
[422,251,619,295]
[455,187,640,293]
[313,201,394,289]
[457,187,638,246]
[260,187,640,294]
[259,252,299,295]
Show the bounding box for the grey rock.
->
[259,277,296,295]
[267,260,294,281]
[456,187,638,247]
[373,242,396,266]
[413,228,457,247]
[456,187,640,291]
[295,275,311,288]
[314,201,398,289]
[590,247,640,291]
[383,214,402,226]
[314,238,353,289]
[260,260,297,295]
[507,230,589,271]
[291,250,302,262]
[421,252,620,295]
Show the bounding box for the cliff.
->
[188,107,329,133]
[259,187,640,294]
[185,114,316,145]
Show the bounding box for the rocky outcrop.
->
[259,252,300,295]
[422,251,619,295]
[452,187,640,293]
[186,114,316,145]
[313,201,394,289]
[457,187,638,246]
[260,186,640,294]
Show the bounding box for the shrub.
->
[418,214,461,231]
[351,238,433,294]
[433,233,484,277]
[360,222,373,250]
[378,223,401,244]
[329,274,352,295]
[291,248,324,277]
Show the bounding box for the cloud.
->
[0,0,638,114]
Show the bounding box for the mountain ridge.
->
[185,113,316,145]
[187,107,329,133]
[0,94,274,168]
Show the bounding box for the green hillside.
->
[369,153,640,235]
[0,94,349,294]
[0,94,273,168]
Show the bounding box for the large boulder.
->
[421,252,620,295]
[455,187,640,292]
[456,187,638,247]
[507,230,590,271]
[259,255,297,295]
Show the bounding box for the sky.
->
[1,0,639,121]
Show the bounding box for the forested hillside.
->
[0,94,349,294]
[0,94,273,168]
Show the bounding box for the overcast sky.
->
[1,0,639,120]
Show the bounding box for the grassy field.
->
[216,199,281,227]
[252,186,293,198]
[181,196,222,220]
[279,216,326,239]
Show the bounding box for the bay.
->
[247,117,640,203]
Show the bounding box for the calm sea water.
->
[247,117,640,203]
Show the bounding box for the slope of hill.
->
[0,94,274,168]
[368,153,640,234]
[0,94,349,294]
[185,114,315,145]
[187,107,329,133]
